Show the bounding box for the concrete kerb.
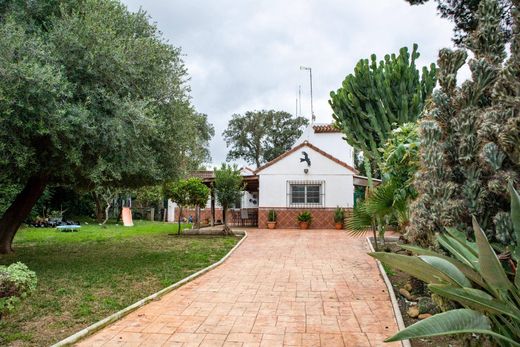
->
[366,236,411,347]
[51,230,248,347]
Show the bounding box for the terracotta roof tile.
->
[313,124,341,133]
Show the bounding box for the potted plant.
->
[267,210,277,229]
[334,206,344,230]
[297,211,312,229]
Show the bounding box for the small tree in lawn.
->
[164,178,210,234]
[184,178,210,229]
[213,164,244,235]
[164,180,191,235]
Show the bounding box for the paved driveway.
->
[77,230,400,347]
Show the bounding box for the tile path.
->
[76,230,400,347]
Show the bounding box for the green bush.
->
[0,262,37,319]
[297,211,312,223]
[268,210,277,222]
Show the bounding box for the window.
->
[287,181,324,207]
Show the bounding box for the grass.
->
[0,221,239,346]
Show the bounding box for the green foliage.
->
[213,164,244,233]
[268,210,277,222]
[348,182,407,232]
[297,211,312,223]
[134,185,164,208]
[213,165,244,210]
[164,178,209,234]
[408,0,520,247]
[164,178,209,209]
[0,262,37,318]
[370,185,520,346]
[334,207,344,223]
[330,44,436,181]
[0,0,213,249]
[382,123,420,202]
[223,110,308,168]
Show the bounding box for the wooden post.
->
[211,189,216,227]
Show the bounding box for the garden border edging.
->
[366,236,411,347]
[51,230,248,347]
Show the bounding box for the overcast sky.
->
[121,0,457,167]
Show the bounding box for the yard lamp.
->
[300,66,315,123]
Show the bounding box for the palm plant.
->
[347,182,406,250]
[370,183,520,346]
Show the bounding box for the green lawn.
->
[0,221,239,346]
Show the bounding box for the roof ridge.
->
[255,141,358,174]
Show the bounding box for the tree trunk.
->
[102,202,111,225]
[92,192,104,222]
[177,206,183,235]
[222,206,234,235]
[371,220,378,251]
[210,190,215,227]
[195,205,200,229]
[0,174,49,253]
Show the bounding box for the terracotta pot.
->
[334,222,343,230]
[299,221,309,230]
[267,221,276,229]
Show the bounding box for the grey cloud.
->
[121,0,456,166]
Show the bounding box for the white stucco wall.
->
[258,144,355,208]
[294,124,354,167]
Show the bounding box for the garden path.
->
[77,229,400,346]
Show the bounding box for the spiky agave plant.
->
[370,183,520,346]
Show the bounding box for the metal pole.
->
[309,68,315,123]
[300,66,315,123]
[298,85,302,117]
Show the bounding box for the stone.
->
[418,313,432,320]
[399,288,415,301]
[403,283,413,292]
[407,306,420,318]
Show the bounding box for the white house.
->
[178,123,372,229]
[254,123,358,229]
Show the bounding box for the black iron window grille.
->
[287,181,324,207]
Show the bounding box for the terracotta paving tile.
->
[75,230,401,347]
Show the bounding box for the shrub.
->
[297,211,312,223]
[0,262,37,319]
[267,210,277,222]
[334,207,344,223]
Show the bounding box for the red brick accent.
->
[258,207,353,229]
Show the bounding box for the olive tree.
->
[0,0,203,252]
[213,164,244,235]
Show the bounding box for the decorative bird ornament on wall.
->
[300,151,311,167]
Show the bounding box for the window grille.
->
[286,181,325,207]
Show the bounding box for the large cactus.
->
[329,44,437,182]
[408,0,520,247]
